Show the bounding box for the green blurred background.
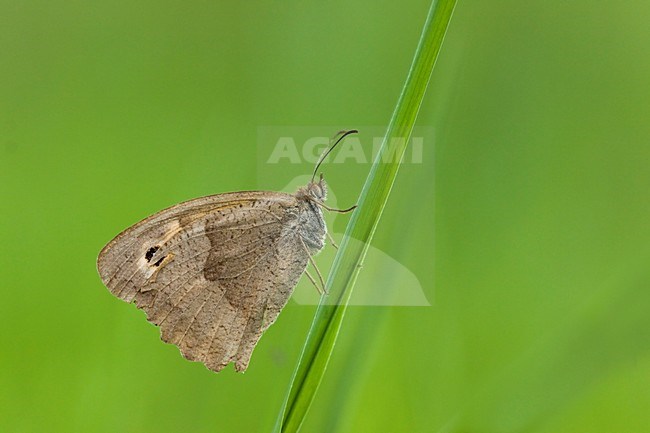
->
[2,1,650,432]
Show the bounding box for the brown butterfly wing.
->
[97,191,311,372]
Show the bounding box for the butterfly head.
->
[298,173,328,203]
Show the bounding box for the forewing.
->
[97,191,309,372]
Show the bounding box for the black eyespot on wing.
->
[145,246,160,262]
[153,256,166,267]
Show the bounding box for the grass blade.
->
[274,1,457,431]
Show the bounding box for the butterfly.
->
[96,130,357,372]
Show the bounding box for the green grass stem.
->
[274,1,457,431]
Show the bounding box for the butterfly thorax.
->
[294,179,328,253]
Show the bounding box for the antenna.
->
[311,129,359,182]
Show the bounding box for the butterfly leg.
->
[313,200,358,214]
[326,232,339,250]
[299,237,328,295]
[308,259,328,296]
[304,269,325,295]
